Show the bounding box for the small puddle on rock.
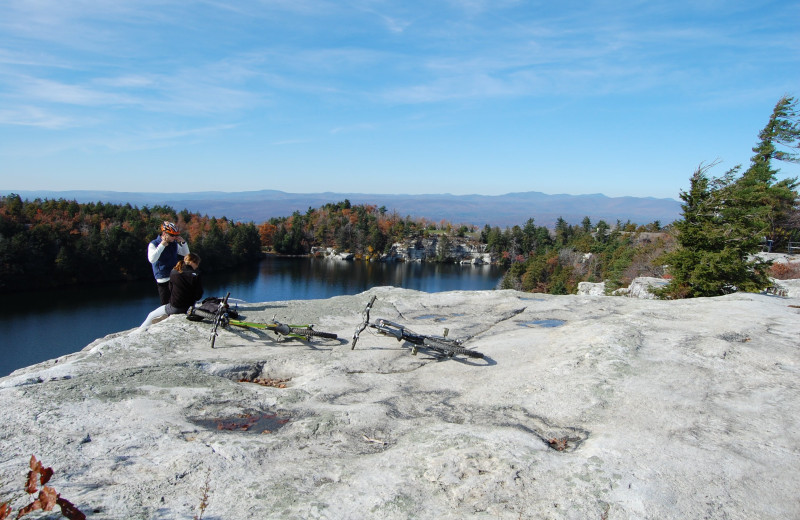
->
[192,412,290,434]
[520,319,565,328]
[414,314,447,322]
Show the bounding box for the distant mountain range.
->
[4,189,681,228]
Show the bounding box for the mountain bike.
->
[188,292,338,348]
[351,295,483,359]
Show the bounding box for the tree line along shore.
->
[0,192,663,294]
[2,96,798,297]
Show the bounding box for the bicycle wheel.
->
[210,317,221,348]
[209,292,231,348]
[289,327,338,340]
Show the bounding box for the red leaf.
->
[24,456,54,493]
[38,487,57,511]
[56,498,86,520]
[32,458,54,487]
[25,457,41,494]
[0,503,11,520]
[39,467,53,486]
[24,471,38,495]
[15,499,42,518]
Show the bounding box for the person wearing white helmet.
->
[147,221,190,304]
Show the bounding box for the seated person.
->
[138,253,203,330]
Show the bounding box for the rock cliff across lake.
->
[1,287,798,519]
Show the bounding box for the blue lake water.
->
[0,257,503,376]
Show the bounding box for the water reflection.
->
[206,258,502,302]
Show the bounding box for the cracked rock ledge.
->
[1,287,798,519]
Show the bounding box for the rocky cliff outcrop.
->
[1,288,798,519]
[577,277,669,298]
[314,236,494,264]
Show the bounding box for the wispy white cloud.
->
[382,73,520,104]
[0,0,797,196]
[270,138,313,146]
[94,75,157,88]
[0,106,81,129]
[365,1,800,105]
[5,0,782,116]
[138,64,267,116]
[201,0,338,16]
[0,56,268,124]
[443,0,523,16]
[15,76,137,106]
[330,122,375,134]
[0,122,240,157]
[133,123,239,144]
[0,49,74,70]
[380,15,413,34]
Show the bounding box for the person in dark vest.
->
[148,221,190,304]
[138,253,203,330]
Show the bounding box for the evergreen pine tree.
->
[738,95,799,249]
[661,97,799,298]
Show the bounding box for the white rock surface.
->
[577,281,605,296]
[1,287,799,519]
[612,277,670,299]
[772,278,800,297]
[579,277,669,298]
[756,252,800,265]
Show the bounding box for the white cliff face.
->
[577,277,670,298]
[577,280,606,295]
[314,237,493,263]
[1,287,799,519]
[612,277,670,298]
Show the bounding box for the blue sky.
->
[0,0,798,200]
